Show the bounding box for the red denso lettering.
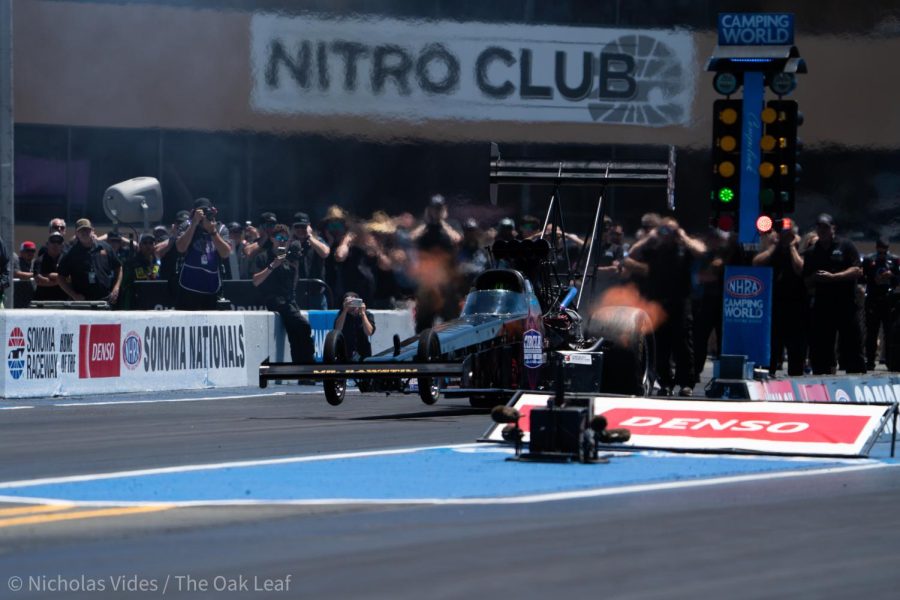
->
[621,415,808,434]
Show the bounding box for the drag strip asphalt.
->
[2,386,900,599]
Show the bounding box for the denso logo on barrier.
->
[79,324,121,379]
[725,276,763,298]
[487,395,890,456]
[602,408,867,444]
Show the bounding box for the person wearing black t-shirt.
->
[410,195,462,332]
[862,238,899,369]
[252,239,314,364]
[57,219,123,304]
[802,214,866,374]
[32,232,69,302]
[334,292,376,361]
[753,221,808,376]
[625,218,707,396]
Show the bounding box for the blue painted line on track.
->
[0,446,886,504]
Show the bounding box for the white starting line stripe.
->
[1,388,354,410]
[0,443,483,489]
[52,391,294,407]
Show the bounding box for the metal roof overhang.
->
[706,45,808,73]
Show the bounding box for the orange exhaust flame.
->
[590,284,668,347]
[410,250,455,289]
[408,250,460,315]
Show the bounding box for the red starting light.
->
[717,214,735,232]
[756,215,774,234]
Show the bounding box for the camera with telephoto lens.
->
[286,244,303,262]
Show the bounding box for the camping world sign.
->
[250,13,695,126]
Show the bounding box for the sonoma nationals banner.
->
[486,394,891,457]
[251,13,696,125]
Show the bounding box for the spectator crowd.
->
[0,194,897,388]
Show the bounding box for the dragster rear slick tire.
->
[588,306,654,396]
[323,330,347,406]
[417,329,442,405]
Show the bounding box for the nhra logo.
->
[726,275,763,298]
[79,324,121,379]
[7,326,25,380]
[122,331,142,370]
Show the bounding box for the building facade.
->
[11,0,900,241]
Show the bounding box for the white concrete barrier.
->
[1,309,415,399]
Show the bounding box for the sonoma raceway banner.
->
[2,309,416,399]
[486,394,892,457]
[250,13,695,125]
[2,311,269,398]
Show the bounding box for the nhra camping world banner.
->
[250,13,695,126]
[721,266,773,369]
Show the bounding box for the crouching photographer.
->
[334,292,376,361]
[252,238,314,364]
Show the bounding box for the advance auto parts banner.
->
[251,13,695,126]
[2,311,266,399]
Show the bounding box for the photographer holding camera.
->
[252,231,314,364]
[334,292,375,361]
[862,238,899,369]
[753,219,807,376]
[291,212,330,309]
[625,217,706,396]
[175,198,231,310]
[410,195,462,332]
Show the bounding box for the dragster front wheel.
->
[323,329,347,406]
[416,329,442,405]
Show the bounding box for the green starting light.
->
[718,187,735,203]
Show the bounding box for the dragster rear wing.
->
[489,142,676,210]
[488,143,676,310]
[258,359,466,387]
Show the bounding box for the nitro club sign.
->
[251,13,695,126]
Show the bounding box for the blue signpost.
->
[710,13,802,369]
[738,71,764,245]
